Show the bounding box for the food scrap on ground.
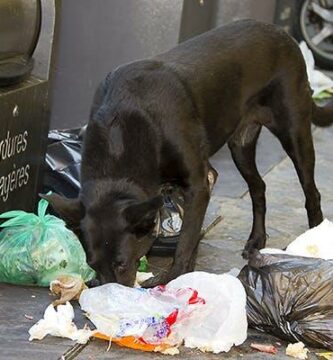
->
[160,346,180,355]
[50,275,87,306]
[250,343,278,354]
[286,342,309,359]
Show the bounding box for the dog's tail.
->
[312,99,333,127]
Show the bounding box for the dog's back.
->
[154,19,308,153]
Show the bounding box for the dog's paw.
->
[141,273,168,288]
[141,269,181,288]
[242,246,257,260]
[242,236,266,260]
[141,265,190,288]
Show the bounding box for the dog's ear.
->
[40,193,84,228]
[124,196,163,235]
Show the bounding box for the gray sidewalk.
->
[1,125,332,359]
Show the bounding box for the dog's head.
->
[42,192,162,287]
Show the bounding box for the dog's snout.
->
[109,260,137,287]
[113,261,127,274]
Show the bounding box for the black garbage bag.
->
[43,128,82,198]
[238,251,333,350]
[42,128,220,255]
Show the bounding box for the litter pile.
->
[29,272,248,354]
[26,218,333,357]
[2,194,329,357]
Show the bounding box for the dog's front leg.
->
[143,182,210,287]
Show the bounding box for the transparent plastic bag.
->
[79,283,205,346]
[0,197,95,286]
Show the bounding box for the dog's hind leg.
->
[266,91,323,228]
[228,122,266,258]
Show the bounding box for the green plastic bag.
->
[0,197,95,286]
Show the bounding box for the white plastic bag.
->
[261,219,333,259]
[286,219,333,259]
[166,272,248,353]
[299,41,333,97]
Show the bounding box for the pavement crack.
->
[58,343,87,360]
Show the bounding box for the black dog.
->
[44,20,333,287]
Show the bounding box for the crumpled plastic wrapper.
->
[28,302,95,344]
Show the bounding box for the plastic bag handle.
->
[0,210,28,219]
[0,213,40,227]
[38,197,49,219]
[0,193,52,227]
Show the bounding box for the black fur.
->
[45,20,333,287]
